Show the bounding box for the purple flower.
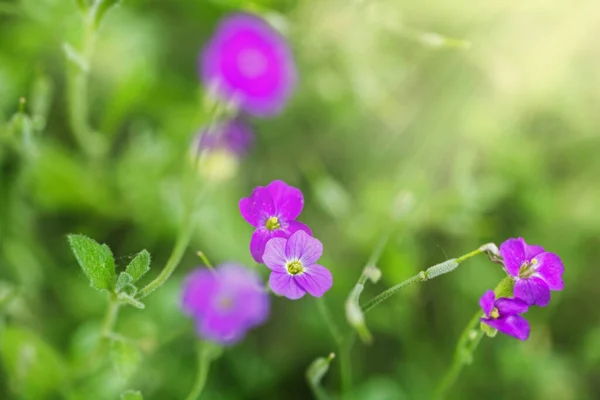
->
[181,263,269,345]
[500,238,564,307]
[239,180,311,263]
[194,119,254,158]
[200,12,297,117]
[479,290,530,340]
[262,230,332,300]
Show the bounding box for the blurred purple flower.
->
[200,12,297,117]
[263,230,332,300]
[194,119,254,157]
[181,263,269,345]
[500,238,564,307]
[239,180,311,263]
[479,290,530,340]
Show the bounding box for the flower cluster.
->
[240,180,333,300]
[181,263,269,344]
[192,12,297,178]
[480,237,564,340]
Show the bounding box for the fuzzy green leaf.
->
[117,292,145,309]
[67,234,116,291]
[115,272,133,293]
[125,250,151,282]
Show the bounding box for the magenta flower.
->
[262,230,332,300]
[239,180,311,263]
[500,238,564,307]
[480,290,530,340]
[181,263,269,344]
[200,12,297,117]
[194,118,254,157]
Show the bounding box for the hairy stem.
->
[361,246,486,313]
[101,292,120,337]
[135,221,194,300]
[136,182,211,300]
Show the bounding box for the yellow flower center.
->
[490,307,500,319]
[286,260,304,275]
[265,216,280,231]
[518,258,537,279]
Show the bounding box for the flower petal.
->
[294,265,333,297]
[495,297,528,315]
[500,238,527,277]
[285,220,312,236]
[267,180,304,221]
[249,228,280,263]
[198,311,246,345]
[523,240,545,259]
[181,268,217,316]
[262,237,288,272]
[481,315,530,340]
[285,230,322,265]
[533,252,564,291]
[479,290,496,317]
[514,276,551,307]
[239,186,275,227]
[269,272,305,300]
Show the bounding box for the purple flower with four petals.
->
[262,230,332,299]
[181,263,269,344]
[479,290,530,341]
[239,180,311,263]
[500,237,564,307]
[200,12,297,117]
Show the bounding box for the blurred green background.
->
[1,0,600,399]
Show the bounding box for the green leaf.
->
[67,234,116,291]
[116,272,133,293]
[0,327,68,398]
[111,338,141,381]
[117,292,145,309]
[494,276,515,298]
[121,390,143,400]
[125,250,151,282]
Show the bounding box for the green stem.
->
[101,292,120,337]
[361,246,487,314]
[435,310,484,399]
[455,248,483,264]
[66,8,106,158]
[136,181,211,300]
[315,298,351,394]
[135,221,194,300]
[316,298,343,347]
[339,334,355,396]
[185,342,216,400]
[361,271,426,314]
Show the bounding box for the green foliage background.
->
[1,0,600,399]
